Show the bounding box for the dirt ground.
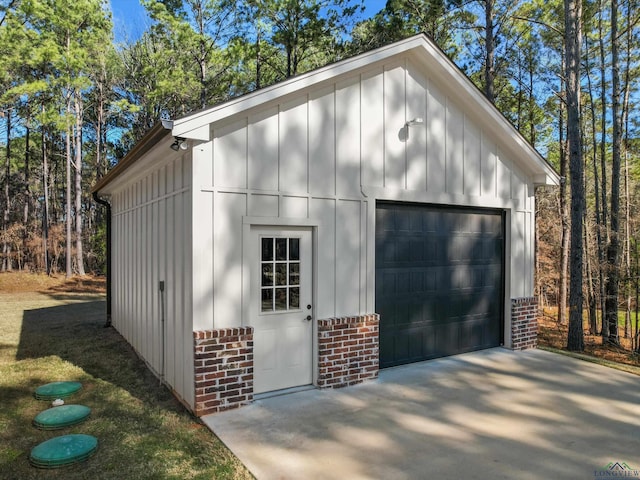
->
[538,307,640,367]
[0,271,106,294]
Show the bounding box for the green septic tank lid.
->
[34,381,82,400]
[33,405,91,430]
[29,434,98,469]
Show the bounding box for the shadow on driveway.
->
[204,348,640,480]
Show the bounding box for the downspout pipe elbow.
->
[92,191,112,328]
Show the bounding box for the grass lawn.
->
[617,310,639,331]
[0,274,252,480]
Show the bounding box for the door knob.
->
[305,315,312,321]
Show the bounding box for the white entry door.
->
[251,227,313,394]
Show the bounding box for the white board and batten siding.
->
[190,54,536,333]
[110,149,194,409]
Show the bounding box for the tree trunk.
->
[558,80,569,326]
[2,109,11,272]
[286,45,292,78]
[484,0,495,103]
[516,50,523,131]
[535,190,540,305]
[585,203,598,334]
[65,26,73,278]
[256,29,261,89]
[635,241,639,352]
[66,97,72,278]
[42,113,50,276]
[621,4,633,340]
[565,0,584,352]
[22,120,30,270]
[74,93,85,276]
[95,85,103,178]
[604,0,622,345]
[598,0,609,341]
[528,56,536,146]
[585,34,605,334]
[624,154,630,338]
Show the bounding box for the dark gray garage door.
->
[376,203,504,368]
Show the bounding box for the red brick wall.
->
[193,327,253,416]
[317,314,379,388]
[511,297,538,350]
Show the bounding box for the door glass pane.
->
[260,235,304,312]
[289,263,300,285]
[289,238,299,261]
[261,289,273,311]
[289,287,299,309]
[275,238,287,261]
[275,263,287,286]
[274,288,287,310]
[262,238,273,262]
[262,264,273,287]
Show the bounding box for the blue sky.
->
[109,0,387,43]
[109,0,152,43]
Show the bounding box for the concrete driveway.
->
[203,348,640,480]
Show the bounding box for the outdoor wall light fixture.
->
[170,137,188,151]
[404,117,424,139]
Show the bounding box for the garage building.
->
[92,34,559,416]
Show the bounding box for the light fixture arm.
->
[170,137,188,151]
[405,117,424,127]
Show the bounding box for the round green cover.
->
[34,381,82,400]
[33,405,91,430]
[30,434,98,469]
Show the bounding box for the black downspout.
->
[92,191,112,328]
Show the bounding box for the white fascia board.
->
[171,36,428,140]
[175,123,210,141]
[533,173,558,187]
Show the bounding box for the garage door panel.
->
[376,203,504,367]
[424,270,438,292]
[483,264,502,287]
[409,333,424,360]
[433,323,458,358]
[481,238,500,260]
[407,300,424,325]
[378,241,396,264]
[380,272,397,294]
[379,334,396,365]
[423,211,438,232]
[394,334,410,362]
[379,268,441,294]
[396,209,411,231]
[459,318,485,350]
[381,328,436,367]
[396,272,410,293]
[377,207,394,232]
[451,265,474,290]
[409,271,424,293]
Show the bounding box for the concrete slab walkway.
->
[203,348,640,480]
